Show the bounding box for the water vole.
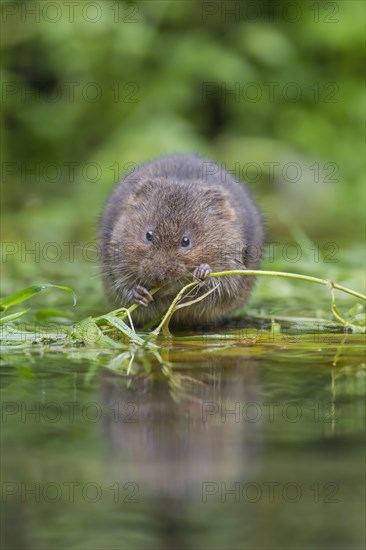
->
[99,153,264,326]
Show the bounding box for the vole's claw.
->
[193,263,212,280]
[132,285,153,307]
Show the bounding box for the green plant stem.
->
[97,286,163,333]
[208,270,366,302]
[101,270,365,341]
[150,282,199,336]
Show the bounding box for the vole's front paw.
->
[132,285,154,307]
[193,263,212,280]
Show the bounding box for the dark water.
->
[1,334,365,550]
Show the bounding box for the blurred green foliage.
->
[1,0,365,301]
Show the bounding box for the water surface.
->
[1,333,365,549]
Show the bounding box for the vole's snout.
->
[139,257,185,285]
[149,271,166,283]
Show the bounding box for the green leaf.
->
[346,303,364,319]
[71,317,124,349]
[0,284,77,312]
[0,309,31,325]
[97,313,157,348]
[350,314,366,327]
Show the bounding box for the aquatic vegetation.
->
[1,270,365,361]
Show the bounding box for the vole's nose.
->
[150,271,166,283]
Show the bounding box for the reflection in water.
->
[100,359,262,501]
[1,339,365,549]
[99,357,262,547]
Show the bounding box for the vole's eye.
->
[146,230,154,242]
[180,236,190,248]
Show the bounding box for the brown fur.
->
[99,153,264,326]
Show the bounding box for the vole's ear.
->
[131,179,158,201]
[201,187,236,221]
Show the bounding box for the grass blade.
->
[0,309,31,325]
[0,284,77,312]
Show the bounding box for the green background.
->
[1,0,365,309]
